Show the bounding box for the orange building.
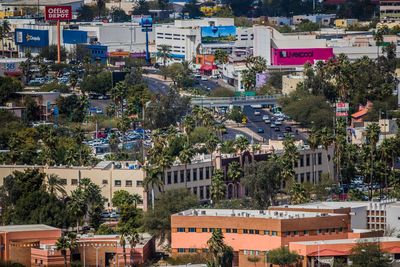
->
[0,224,62,266]
[171,209,351,266]
[290,237,400,267]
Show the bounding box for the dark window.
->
[71,179,78,185]
[180,170,185,183]
[199,168,204,180]
[232,229,238,233]
[136,180,143,187]
[293,231,298,235]
[60,179,67,185]
[226,228,231,233]
[178,248,185,253]
[243,229,248,234]
[189,248,196,253]
[271,231,277,236]
[186,170,191,182]
[209,228,214,232]
[177,228,185,232]
[199,186,204,199]
[193,168,197,181]
[300,173,304,183]
[264,230,270,235]
[249,229,254,234]
[125,180,132,187]
[205,167,210,179]
[189,228,196,232]
[174,171,178,184]
[306,172,311,182]
[102,180,108,185]
[193,187,198,196]
[206,186,210,199]
[167,172,172,184]
[115,180,121,187]
[255,230,260,234]
[318,153,322,164]
[306,154,310,166]
[300,155,304,167]
[202,228,208,232]
[304,230,309,235]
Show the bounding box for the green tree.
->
[268,246,300,267]
[77,5,95,21]
[210,170,226,204]
[227,161,242,198]
[46,174,67,197]
[40,44,67,62]
[143,188,197,244]
[143,166,163,210]
[178,142,196,187]
[289,182,309,204]
[0,77,22,105]
[207,229,234,267]
[112,190,136,209]
[241,56,267,91]
[132,0,150,15]
[56,235,70,267]
[281,136,299,185]
[234,136,249,166]
[157,44,171,69]
[182,0,202,18]
[0,20,11,58]
[214,49,229,65]
[365,122,380,199]
[349,242,390,267]
[319,127,334,178]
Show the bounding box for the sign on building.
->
[45,6,72,21]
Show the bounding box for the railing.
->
[191,94,282,105]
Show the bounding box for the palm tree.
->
[182,115,195,141]
[39,63,48,78]
[205,133,219,173]
[56,235,70,267]
[46,174,67,197]
[0,20,11,58]
[289,182,308,204]
[157,44,171,67]
[132,193,143,208]
[143,166,163,210]
[119,230,128,267]
[366,122,381,199]
[111,81,128,116]
[127,230,140,265]
[308,129,320,184]
[234,136,249,166]
[178,143,195,187]
[379,138,397,194]
[319,127,334,179]
[67,189,87,233]
[211,170,225,204]
[281,137,299,186]
[207,229,233,267]
[227,161,242,198]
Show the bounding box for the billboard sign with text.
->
[201,26,236,44]
[45,6,72,21]
[272,48,333,66]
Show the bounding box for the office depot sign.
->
[45,6,72,21]
[272,48,333,66]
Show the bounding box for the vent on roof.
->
[201,210,206,215]
[321,213,328,217]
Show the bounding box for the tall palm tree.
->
[111,81,128,116]
[308,129,320,184]
[56,235,70,267]
[289,182,308,204]
[143,166,163,210]
[207,229,233,267]
[0,20,11,58]
[119,230,128,267]
[205,133,219,173]
[366,122,381,199]
[182,115,195,142]
[67,189,87,233]
[227,161,242,198]
[178,143,195,187]
[210,170,225,204]
[46,174,67,197]
[157,44,171,67]
[234,136,249,166]
[128,230,140,265]
[319,127,334,179]
[379,138,397,194]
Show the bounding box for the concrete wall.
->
[386,204,400,235]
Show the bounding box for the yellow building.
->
[200,6,221,17]
[0,10,23,19]
[334,19,358,29]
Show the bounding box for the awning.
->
[386,246,400,254]
[200,64,217,71]
[308,249,350,257]
[351,109,368,119]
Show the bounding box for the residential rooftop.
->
[174,209,343,219]
[276,200,399,210]
[0,224,59,232]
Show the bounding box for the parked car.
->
[101,211,110,218]
[262,115,269,120]
[275,121,282,126]
[277,134,284,140]
[274,127,280,132]
[254,111,261,116]
[201,76,208,81]
[285,126,292,132]
[264,119,271,124]
[271,123,276,128]
[257,128,264,133]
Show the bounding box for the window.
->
[249,229,254,234]
[318,153,322,164]
[177,228,185,232]
[293,231,298,235]
[193,168,197,181]
[167,172,172,184]
[271,231,277,236]
[209,228,214,232]
[136,180,143,187]
[244,250,248,255]
[174,171,178,184]
[202,228,208,232]
[71,179,78,185]
[255,230,260,234]
[199,186,204,199]
[115,180,121,187]
[232,229,238,233]
[306,154,310,166]
[300,173,305,183]
[193,187,198,196]
[125,180,132,187]
[178,248,185,253]
[199,168,204,180]
[180,170,185,183]
[186,170,191,182]
[300,155,304,167]
[189,228,196,232]
[102,180,108,185]
[264,230,270,235]
[304,230,309,235]
[206,186,210,199]
[226,228,231,233]
[202,248,209,253]
[306,172,311,182]
[205,167,210,179]
[60,179,67,185]
[243,229,248,234]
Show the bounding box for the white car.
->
[254,111,261,116]
[264,119,271,124]
[262,115,269,120]
[275,121,282,126]
[277,117,284,121]
[201,76,208,81]
[271,123,276,128]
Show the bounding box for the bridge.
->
[190,95,281,107]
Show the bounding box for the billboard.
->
[336,102,349,117]
[272,48,333,66]
[63,30,88,44]
[201,26,236,44]
[15,29,49,47]
[45,6,72,21]
[140,17,153,28]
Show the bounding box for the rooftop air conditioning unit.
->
[201,211,206,215]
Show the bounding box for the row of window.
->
[295,153,323,168]
[165,167,212,185]
[189,186,210,200]
[60,179,143,188]
[176,227,345,236]
[296,171,323,183]
[177,248,208,253]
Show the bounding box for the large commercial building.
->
[380,0,400,21]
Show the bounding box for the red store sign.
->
[45,6,72,21]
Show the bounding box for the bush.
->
[166,253,211,265]
[210,87,235,97]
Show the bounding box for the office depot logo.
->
[26,34,41,42]
[45,6,72,21]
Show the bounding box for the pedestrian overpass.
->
[190,95,281,107]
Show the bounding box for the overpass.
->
[190,95,281,107]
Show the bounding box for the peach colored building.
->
[290,237,400,267]
[0,224,62,266]
[171,209,350,267]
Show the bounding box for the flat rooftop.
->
[0,224,59,232]
[78,233,152,248]
[292,236,400,246]
[276,200,399,210]
[174,209,342,220]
